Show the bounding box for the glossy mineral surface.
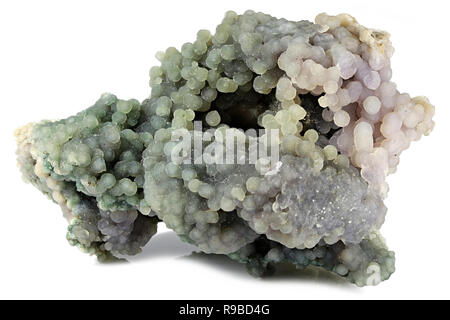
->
[15,11,434,286]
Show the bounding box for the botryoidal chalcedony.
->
[15,11,434,286]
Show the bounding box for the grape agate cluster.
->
[15,11,434,286]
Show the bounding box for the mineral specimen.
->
[15,11,434,286]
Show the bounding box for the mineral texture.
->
[15,11,434,286]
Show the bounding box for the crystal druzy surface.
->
[15,11,434,286]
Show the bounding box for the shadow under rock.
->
[126,231,200,262]
[182,253,352,287]
[180,252,252,279]
[129,231,355,288]
[265,263,352,286]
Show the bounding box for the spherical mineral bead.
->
[90,157,106,173]
[197,29,212,42]
[139,132,153,146]
[188,179,201,193]
[220,45,236,61]
[246,177,260,194]
[280,135,300,154]
[346,81,363,102]
[193,39,208,55]
[304,129,319,143]
[311,151,324,172]
[335,154,350,168]
[198,183,214,199]
[238,32,262,55]
[181,168,197,181]
[353,121,374,152]
[288,104,307,120]
[99,173,116,190]
[380,112,402,138]
[112,111,127,124]
[139,199,151,216]
[83,114,99,129]
[173,109,186,119]
[201,87,218,102]
[333,110,350,127]
[281,121,297,135]
[150,115,166,129]
[149,66,163,79]
[185,109,196,121]
[154,128,171,142]
[207,70,220,88]
[194,67,208,82]
[181,43,195,59]
[323,80,339,94]
[261,114,275,127]
[318,94,338,108]
[323,145,338,160]
[183,93,203,110]
[295,140,315,156]
[165,162,181,178]
[233,71,253,86]
[274,110,290,124]
[103,125,120,144]
[205,110,221,127]
[156,105,171,117]
[116,100,133,114]
[119,178,137,196]
[77,152,92,168]
[206,48,222,68]
[231,187,246,201]
[276,77,297,101]
[52,190,65,205]
[363,71,381,90]
[220,197,235,212]
[216,77,238,93]
[171,117,186,129]
[404,104,424,128]
[163,141,178,157]
[155,96,172,116]
[242,197,256,211]
[214,28,229,45]
[335,264,349,276]
[363,96,381,115]
[252,60,269,75]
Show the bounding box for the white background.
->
[0,0,448,299]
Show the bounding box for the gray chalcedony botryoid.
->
[15,11,434,286]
